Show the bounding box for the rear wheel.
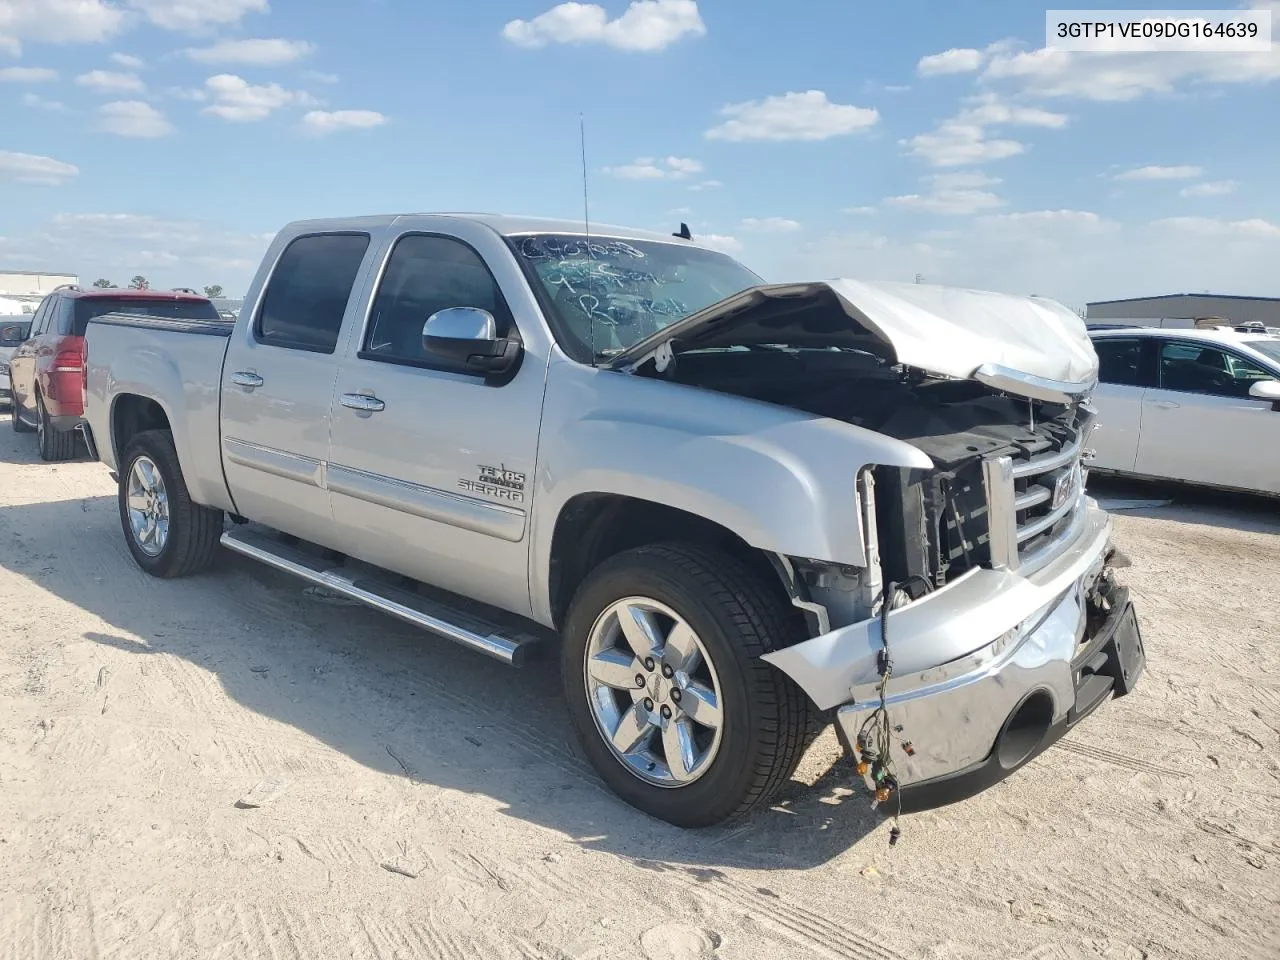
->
[119,430,224,578]
[36,393,77,461]
[11,392,34,433]
[562,542,814,827]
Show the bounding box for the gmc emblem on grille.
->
[1051,467,1076,510]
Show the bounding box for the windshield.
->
[72,297,220,336]
[1244,338,1280,367]
[510,233,763,361]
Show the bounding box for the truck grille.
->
[982,416,1092,575]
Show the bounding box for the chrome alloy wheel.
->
[583,597,724,787]
[126,455,170,557]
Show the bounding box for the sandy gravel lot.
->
[1,414,1277,960]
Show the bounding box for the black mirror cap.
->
[422,335,523,385]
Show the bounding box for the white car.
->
[1088,327,1280,496]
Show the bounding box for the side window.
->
[1093,338,1143,386]
[361,234,514,368]
[28,298,50,335]
[256,233,371,353]
[1158,341,1273,398]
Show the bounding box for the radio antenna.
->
[580,113,597,366]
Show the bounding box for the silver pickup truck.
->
[83,214,1144,827]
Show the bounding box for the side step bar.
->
[220,526,543,666]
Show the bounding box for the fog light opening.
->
[996,690,1054,770]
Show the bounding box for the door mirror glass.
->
[1248,378,1280,401]
[0,322,31,346]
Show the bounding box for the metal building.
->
[0,270,79,298]
[1086,293,1280,329]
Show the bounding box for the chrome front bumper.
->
[764,500,1138,806]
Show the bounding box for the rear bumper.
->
[764,500,1143,808]
[49,413,84,433]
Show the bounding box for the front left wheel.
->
[561,542,814,828]
[119,430,224,578]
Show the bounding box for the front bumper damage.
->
[763,499,1144,811]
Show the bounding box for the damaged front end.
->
[618,277,1144,811]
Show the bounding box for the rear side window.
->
[70,298,219,336]
[1093,338,1144,386]
[362,234,514,368]
[256,233,371,353]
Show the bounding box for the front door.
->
[1135,338,1280,494]
[219,232,374,546]
[327,230,548,617]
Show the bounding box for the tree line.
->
[92,277,225,299]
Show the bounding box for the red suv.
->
[9,286,221,460]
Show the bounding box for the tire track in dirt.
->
[1057,737,1189,778]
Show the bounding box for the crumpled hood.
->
[612,278,1099,403]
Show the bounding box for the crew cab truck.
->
[82,214,1144,827]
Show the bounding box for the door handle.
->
[340,393,385,413]
[230,371,263,389]
[1149,400,1179,410]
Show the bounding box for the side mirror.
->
[1248,379,1280,406]
[422,307,520,375]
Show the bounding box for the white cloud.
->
[125,0,268,32]
[697,233,742,253]
[1180,180,1238,198]
[903,94,1067,167]
[300,109,387,134]
[76,69,146,93]
[0,66,57,82]
[22,91,69,110]
[887,172,1006,215]
[1114,164,1203,181]
[918,47,983,76]
[13,212,272,293]
[705,90,879,142]
[982,2,1280,103]
[186,38,315,66]
[687,179,721,191]
[0,150,79,185]
[904,124,1025,167]
[110,52,144,69]
[1156,216,1280,239]
[503,0,705,52]
[843,206,877,215]
[741,216,801,232]
[603,155,704,180]
[202,73,315,122]
[96,100,173,138]
[0,0,126,54]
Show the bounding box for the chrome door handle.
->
[340,393,385,413]
[230,371,263,389]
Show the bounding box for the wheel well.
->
[112,395,171,462]
[548,493,794,630]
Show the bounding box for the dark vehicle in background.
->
[9,286,222,461]
[1,319,32,407]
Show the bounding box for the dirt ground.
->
[0,416,1277,960]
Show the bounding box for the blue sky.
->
[2,0,1278,309]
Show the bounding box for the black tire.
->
[119,429,224,578]
[562,542,814,828]
[11,392,34,433]
[36,393,77,461]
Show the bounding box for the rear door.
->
[326,228,547,616]
[219,232,374,546]
[1088,336,1153,473]
[1134,338,1280,494]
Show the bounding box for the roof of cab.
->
[68,288,210,301]
[276,213,701,247]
